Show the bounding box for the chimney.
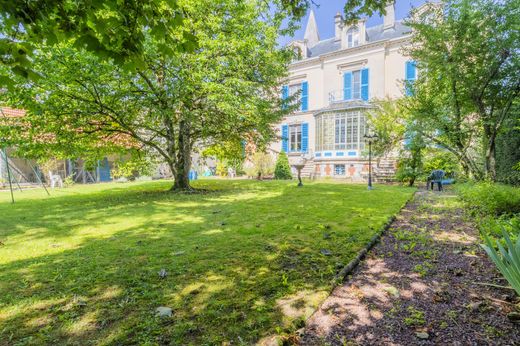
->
[334,12,343,41]
[383,1,395,30]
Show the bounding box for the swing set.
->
[1,147,50,203]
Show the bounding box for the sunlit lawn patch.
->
[0,179,413,345]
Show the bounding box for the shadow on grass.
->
[0,180,413,345]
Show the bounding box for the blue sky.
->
[279,0,426,45]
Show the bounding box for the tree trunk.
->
[484,132,497,181]
[170,120,192,191]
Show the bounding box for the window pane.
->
[353,71,361,99]
[289,83,302,107]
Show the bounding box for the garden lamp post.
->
[364,132,378,190]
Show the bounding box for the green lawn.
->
[0,179,413,345]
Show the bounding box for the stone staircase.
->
[374,158,397,183]
[299,159,316,179]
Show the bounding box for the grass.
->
[0,179,414,345]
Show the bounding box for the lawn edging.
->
[334,191,415,284]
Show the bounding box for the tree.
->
[403,0,520,180]
[274,151,292,180]
[0,0,196,88]
[2,0,291,191]
[366,98,407,157]
[244,152,275,180]
[0,0,395,88]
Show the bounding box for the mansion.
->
[271,2,418,180]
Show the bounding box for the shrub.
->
[216,161,228,177]
[457,182,520,216]
[395,156,422,187]
[274,152,292,180]
[63,174,75,187]
[244,152,274,179]
[112,157,154,181]
[423,150,460,178]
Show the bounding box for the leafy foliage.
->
[2,0,292,191]
[201,140,245,174]
[274,151,292,180]
[423,150,460,178]
[244,152,275,179]
[403,0,520,181]
[366,98,407,157]
[457,182,520,217]
[496,118,520,185]
[112,156,155,181]
[0,0,195,87]
[481,226,520,297]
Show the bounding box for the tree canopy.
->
[0,0,395,88]
[402,0,520,180]
[1,0,292,190]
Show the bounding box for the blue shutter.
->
[301,123,309,153]
[281,124,289,152]
[301,81,308,111]
[361,68,369,101]
[343,72,352,100]
[405,61,416,96]
[405,61,416,80]
[282,85,289,99]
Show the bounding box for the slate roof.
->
[306,21,411,58]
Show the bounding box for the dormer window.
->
[347,26,359,48]
[292,46,302,61]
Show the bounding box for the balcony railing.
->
[328,90,345,104]
[328,90,364,104]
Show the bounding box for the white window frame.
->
[347,26,359,48]
[316,111,366,151]
[289,124,302,152]
[334,164,346,176]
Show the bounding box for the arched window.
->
[347,26,359,48]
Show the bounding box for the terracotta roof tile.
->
[0,107,26,118]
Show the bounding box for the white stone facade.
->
[272,2,417,180]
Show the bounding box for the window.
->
[335,164,346,175]
[316,111,366,151]
[352,70,361,99]
[347,26,359,48]
[288,83,301,103]
[335,117,346,149]
[289,124,302,152]
[344,68,369,101]
[285,82,308,111]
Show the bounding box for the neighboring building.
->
[271,2,417,181]
[1,106,117,185]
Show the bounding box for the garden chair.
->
[427,169,445,191]
[48,171,63,188]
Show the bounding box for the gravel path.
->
[301,190,520,345]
